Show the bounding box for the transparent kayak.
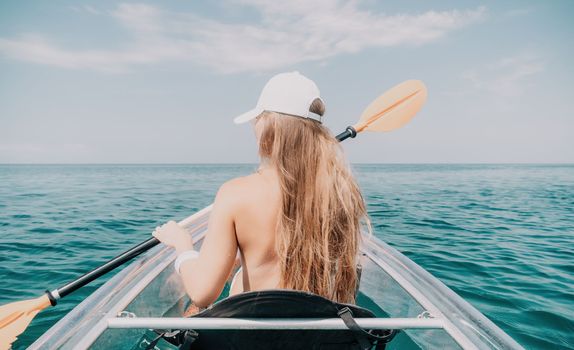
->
[29,206,524,350]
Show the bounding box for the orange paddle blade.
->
[0,294,51,350]
[354,80,427,133]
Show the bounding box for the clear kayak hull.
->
[29,207,523,350]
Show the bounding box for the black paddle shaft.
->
[335,126,357,142]
[44,125,357,306]
[46,237,160,305]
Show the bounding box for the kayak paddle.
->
[0,79,427,349]
[0,205,213,350]
[336,79,427,141]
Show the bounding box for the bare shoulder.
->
[215,173,263,205]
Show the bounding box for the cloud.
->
[70,5,102,15]
[462,54,545,97]
[0,1,486,73]
[504,7,534,18]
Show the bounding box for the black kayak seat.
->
[176,289,397,350]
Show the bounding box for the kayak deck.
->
[29,206,523,350]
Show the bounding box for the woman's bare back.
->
[228,167,282,295]
[154,72,363,307]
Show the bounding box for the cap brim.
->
[233,108,263,124]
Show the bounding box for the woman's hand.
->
[152,220,194,253]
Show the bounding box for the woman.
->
[153,71,369,308]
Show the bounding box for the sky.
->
[0,0,573,164]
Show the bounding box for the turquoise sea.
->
[0,164,573,349]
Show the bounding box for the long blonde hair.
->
[257,104,369,304]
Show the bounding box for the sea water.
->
[0,164,572,349]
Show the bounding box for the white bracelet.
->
[174,250,199,275]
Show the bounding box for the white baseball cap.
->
[233,71,323,124]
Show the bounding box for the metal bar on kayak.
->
[360,238,517,350]
[108,317,444,330]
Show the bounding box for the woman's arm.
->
[154,180,239,308]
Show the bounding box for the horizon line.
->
[1,162,573,166]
